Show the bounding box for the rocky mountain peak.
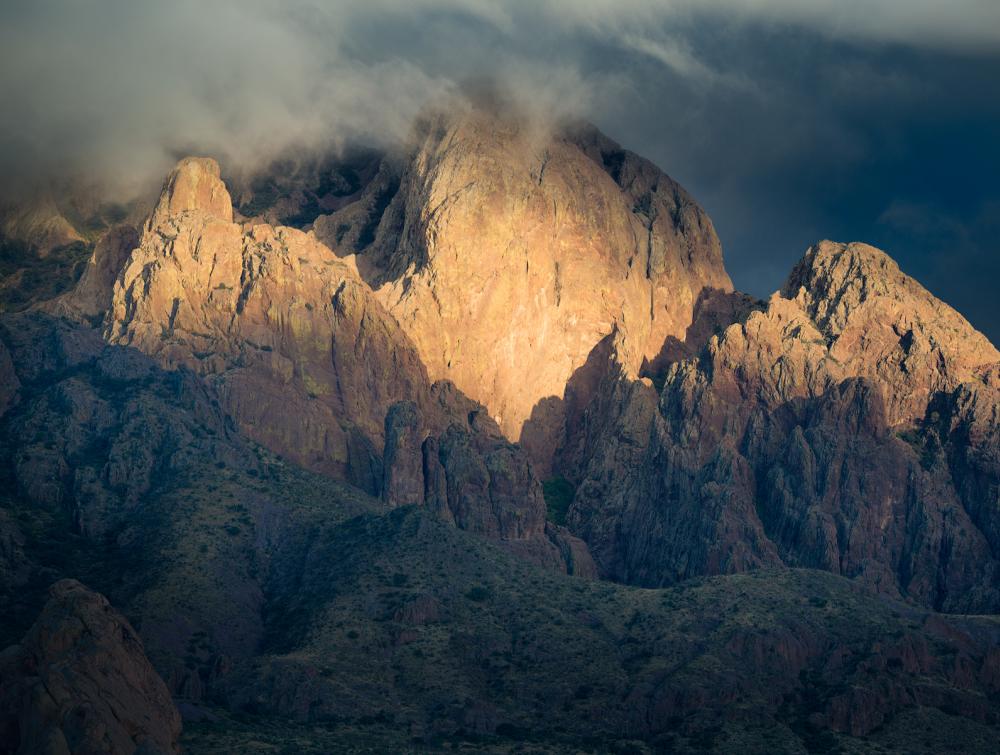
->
[785,241,993,348]
[779,240,1000,425]
[145,156,233,234]
[316,105,732,439]
[106,154,408,487]
[561,235,1000,610]
[785,239,897,295]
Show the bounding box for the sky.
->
[1,1,998,340]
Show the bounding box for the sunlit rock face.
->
[316,106,732,439]
[97,114,1000,610]
[102,105,733,518]
[106,156,432,488]
[144,157,234,231]
[562,240,1000,612]
[782,241,1000,426]
[102,154,590,573]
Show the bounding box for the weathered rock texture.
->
[0,579,181,755]
[316,108,732,438]
[106,157,433,489]
[44,224,140,325]
[562,241,1000,612]
[103,157,587,572]
[381,396,597,576]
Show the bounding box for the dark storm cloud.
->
[1,0,998,338]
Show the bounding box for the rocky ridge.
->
[107,156,404,486]
[11,109,1000,612]
[783,241,1000,425]
[107,156,453,485]
[0,579,181,755]
[38,119,1000,611]
[562,241,1000,612]
[102,155,592,572]
[1,107,1000,750]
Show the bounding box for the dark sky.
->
[2,1,998,341]
[591,25,1000,343]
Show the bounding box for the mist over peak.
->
[2,0,998,337]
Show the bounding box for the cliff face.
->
[101,118,727,575]
[316,109,731,439]
[87,125,1000,612]
[563,241,1000,612]
[100,109,730,492]
[102,157,586,571]
[106,157,433,488]
[381,396,598,577]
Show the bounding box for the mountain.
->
[313,108,731,440]
[0,579,181,754]
[2,332,999,751]
[98,155,588,572]
[2,104,1000,751]
[559,240,1000,613]
[102,106,732,476]
[0,187,147,315]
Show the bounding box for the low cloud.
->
[1,0,998,336]
[3,0,998,193]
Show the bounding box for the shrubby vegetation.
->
[542,476,574,526]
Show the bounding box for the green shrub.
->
[542,477,575,526]
[465,586,490,602]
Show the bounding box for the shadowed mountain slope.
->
[559,241,1000,612]
[0,580,182,755]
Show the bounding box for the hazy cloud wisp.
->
[1,0,998,337]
